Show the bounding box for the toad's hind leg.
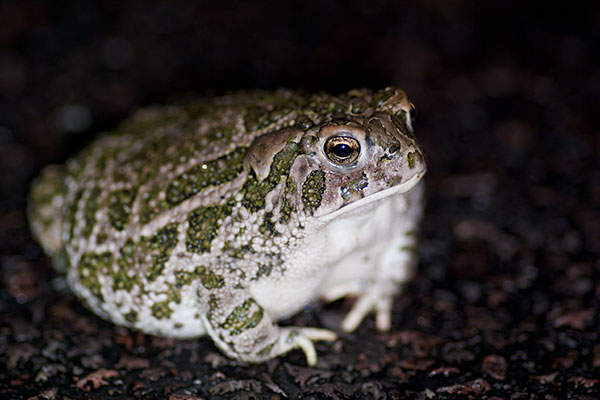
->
[198,285,336,365]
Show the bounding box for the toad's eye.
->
[324,136,361,165]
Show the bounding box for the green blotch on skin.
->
[243,91,299,132]
[207,294,220,320]
[294,114,314,130]
[391,114,413,138]
[165,147,247,207]
[244,105,272,132]
[145,223,179,281]
[242,141,300,213]
[340,172,369,201]
[92,144,121,177]
[139,185,170,225]
[204,125,236,142]
[96,231,108,245]
[108,187,137,231]
[175,270,195,287]
[77,252,113,301]
[378,154,394,163]
[114,239,138,291]
[302,170,326,213]
[175,265,224,289]
[108,112,241,225]
[151,300,173,319]
[112,268,136,292]
[65,148,89,180]
[208,295,219,310]
[222,298,264,336]
[259,212,278,236]
[240,173,261,211]
[223,241,253,260]
[186,199,235,254]
[167,288,182,305]
[406,151,423,169]
[307,93,342,115]
[279,175,297,223]
[254,264,273,280]
[279,197,294,224]
[372,88,396,107]
[124,310,138,324]
[349,97,369,115]
[82,187,102,238]
[196,266,225,289]
[116,223,179,283]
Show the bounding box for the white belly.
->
[250,192,408,320]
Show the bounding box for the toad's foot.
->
[323,280,396,332]
[275,327,337,366]
[203,312,336,366]
[201,290,337,366]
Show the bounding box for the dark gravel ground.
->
[1,1,599,399]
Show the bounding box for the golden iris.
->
[324,136,361,165]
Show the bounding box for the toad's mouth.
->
[319,168,426,222]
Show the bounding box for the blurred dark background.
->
[2,1,597,161]
[1,1,599,398]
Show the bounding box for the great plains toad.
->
[28,87,427,365]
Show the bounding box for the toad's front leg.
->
[323,184,424,332]
[198,284,336,365]
[323,240,416,334]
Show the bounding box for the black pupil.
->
[333,143,353,158]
